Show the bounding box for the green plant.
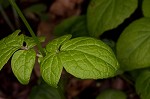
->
[0,0,150,98]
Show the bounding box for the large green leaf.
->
[54,15,89,37]
[116,18,150,71]
[142,0,150,17]
[87,0,137,37]
[0,30,24,70]
[11,49,36,84]
[96,89,126,99]
[136,70,150,99]
[59,37,119,79]
[42,35,119,87]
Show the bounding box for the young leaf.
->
[87,0,137,37]
[59,37,119,79]
[0,30,24,70]
[11,49,36,84]
[142,0,150,17]
[54,15,89,37]
[40,53,63,87]
[136,70,150,99]
[96,89,127,99]
[24,36,45,49]
[46,34,72,53]
[40,35,71,87]
[116,18,150,71]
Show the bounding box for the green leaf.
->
[87,0,138,37]
[40,35,71,87]
[142,0,150,17]
[11,49,36,84]
[29,82,61,99]
[42,35,119,87]
[59,37,119,79]
[40,53,63,87]
[46,35,72,53]
[0,30,24,70]
[24,36,45,49]
[96,89,127,99]
[116,18,150,71]
[54,15,89,37]
[135,70,150,99]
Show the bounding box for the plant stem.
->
[8,0,45,56]
[0,4,15,31]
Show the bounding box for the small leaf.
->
[54,15,89,37]
[0,30,24,70]
[142,0,150,17]
[24,36,45,49]
[46,34,72,53]
[29,82,61,99]
[59,37,119,79]
[87,0,137,37]
[41,35,72,87]
[11,49,36,84]
[40,53,63,87]
[116,18,150,71]
[136,70,150,99]
[96,89,127,99]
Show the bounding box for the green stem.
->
[0,4,15,31]
[8,0,45,56]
